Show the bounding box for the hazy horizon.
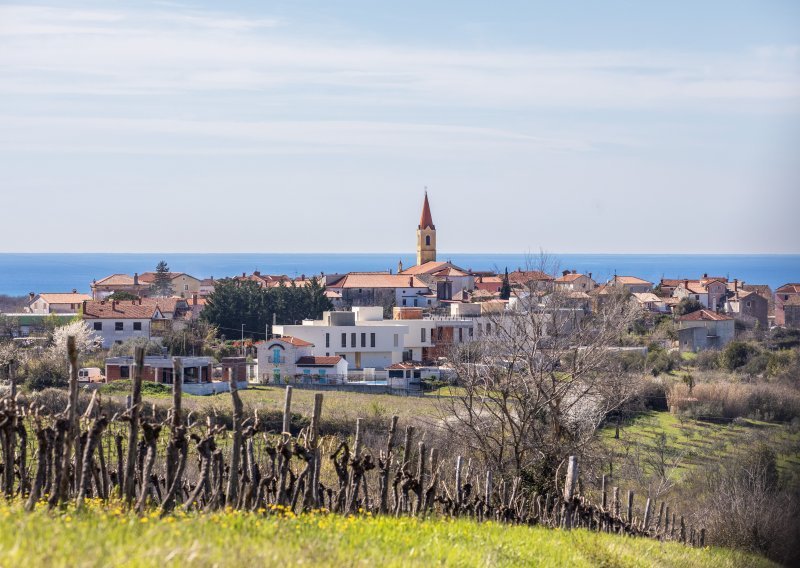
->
[1,1,798,254]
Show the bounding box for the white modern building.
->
[273,307,409,372]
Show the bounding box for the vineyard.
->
[0,340,775,567]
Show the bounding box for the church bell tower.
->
[416,191,436,266]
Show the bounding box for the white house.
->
[554,271,596,293]
[26,291,92,314]
[273,307,409,372]
[81,298,190,348]
[256,336,348,384]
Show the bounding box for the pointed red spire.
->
[419,191,435,230]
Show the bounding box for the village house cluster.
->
[4,193,798,391]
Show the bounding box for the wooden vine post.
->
[225,368,244,507]
[123,346,144,504]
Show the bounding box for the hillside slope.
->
[0,504,775,568]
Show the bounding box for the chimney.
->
[242,272,246,277]
[192,293,198,306]
[588,272,592,280]
[111,299,117,310]
[684,279,689,288]
[28,292,35,302]
[409,276,413,287]
[562,270,570,277]
[72,288,77,294]
[82,300,87,313]
[734,278,738,292]
[703,273,708,278]
[572,269,577,274]
[133,272,139,285]
[253,270,260,276]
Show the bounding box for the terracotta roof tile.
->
[678,309,733,322]
[328,273,429,289]
[272,336,314,347]
[36,293,92,304]
[94,274,136,286]
[777,283,800,294]
[83,298,186,319]
[611,275,653,286]
[555,273,586,283]
[296,356,342,366]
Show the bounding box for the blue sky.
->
[0,1,798,253]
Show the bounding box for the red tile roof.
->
[419,191,434,230]
[295,356,342,367]
[611,275,653,286]
[508,270,554,284]
[401,261,467,276]
[777,283,800,294]
[272,336,314,347]
[83,298,178,319]
[678,309,733,322]
[35,292,92,304]
[555,273,586,283]
[328,273,429,289]
[94,274,136,286]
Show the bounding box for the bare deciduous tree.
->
[439,256,642,490]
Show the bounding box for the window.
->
[402,299,406,306]
[361,333,366,348]
[341,333,347,347]
[184,284,189,291]
[425,235,431,246]
[133,322,142,331]
[746,301,751,308]
[477,323,483,334]
[115,322,124,331]
[469,327,474,338]
[413,299,418,307]
[370,333,376,347]
[458,328,463,342]
[272,347,281,364]
[325,333,330,348]
[421,328,426,343]
[120,365,130,379]
[427,299,431,305]
[93,322,102,331]
[486,323,491,334]
[351,332,356,348]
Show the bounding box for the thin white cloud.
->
[0,4,797,110]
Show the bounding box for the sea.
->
[0,253,798,296]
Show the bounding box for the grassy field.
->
[101,382,441,421]
[604,410,800,481]
[0,501,775,568]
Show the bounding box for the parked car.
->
[78,367,105,383]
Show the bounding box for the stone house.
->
[677,309,735,352]
[775,283,800,326]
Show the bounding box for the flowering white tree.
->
[49,319,101,359]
